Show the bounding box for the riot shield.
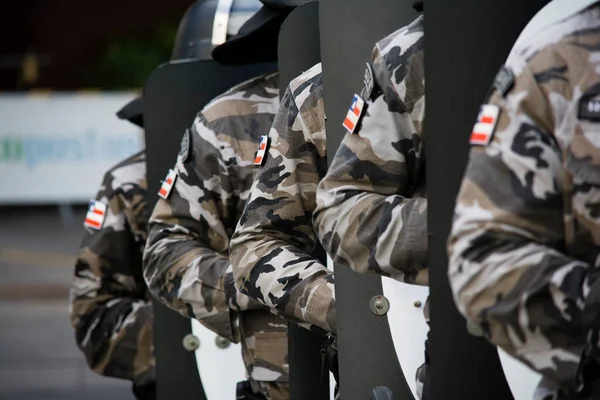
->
[277,2,332,400]
[319,1,422,399]
[425,1,550,400]
[144,60,277,400]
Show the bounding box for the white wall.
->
[0,92,144,204]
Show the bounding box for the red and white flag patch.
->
[342,94,366,134]
[470,104,500,146]
[84,200,107,230]
[158,169,178,199]
[253,135,269,166]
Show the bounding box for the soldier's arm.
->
[447,50,593,389]
[230,82,336,335]
[69,165,154,385]
[313,43,428,285]
[143,115,259,342]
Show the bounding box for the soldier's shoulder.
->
[510,4,600,65]
[199,71,280,121]
[374,15,424,65]
[288,62,322,94]
[101,150,147,194]
[288,62,323,107]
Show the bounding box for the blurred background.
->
[0,1,195,398]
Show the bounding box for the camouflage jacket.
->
[143,72,289,384]
[230,63,336,335]
[313,17,428,286]
[69,150,155,386]
[448,5,600,397]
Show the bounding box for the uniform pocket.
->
[252,331,289,382]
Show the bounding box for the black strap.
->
[132,382,157,400]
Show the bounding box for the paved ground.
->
[0,206,134,400]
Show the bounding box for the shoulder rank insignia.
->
[469,104,500,146]
[179,129,191,163]
[84,200,107,230]
[343,94,366,134]
[254,135,270,166]
[158,169,178,199]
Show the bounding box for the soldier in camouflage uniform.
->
[69,1,229,397]
[312,8,430,399]
[229,62,336,335]
[69,97,156,400]
[142,2,301,398]
[448,3,600,398]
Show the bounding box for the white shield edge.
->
[191,319,246,400]
[191,310,336,399]
[497,348,542,400]
[381,277,429,399]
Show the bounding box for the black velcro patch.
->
[179,129,191,163]
[493,66,515,97]
[579,97,600,121]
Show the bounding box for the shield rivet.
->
[369,295,390,316]
[182,334,200,351]
[215,336,231,349]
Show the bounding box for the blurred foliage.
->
[84,22,177,89]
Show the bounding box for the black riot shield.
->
[277,2,330,400]
[319,1,419,399]
[144,60,277,400]
[425,1,550,400]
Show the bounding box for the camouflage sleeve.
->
[447,48,593,390]
[69,157,155,386]
[313,28,428,285]
[143,115,259,342]
[230,74,336,335]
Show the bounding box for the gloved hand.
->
[132,381,156,400]
[322,335,339,397]
[236,380,268,400]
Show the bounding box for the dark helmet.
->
[212,0,314,66]
[117,0,227,127]
[116,96,144,128]
[171,0,220,62]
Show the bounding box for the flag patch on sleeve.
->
[84,200,107,230]
[470,104,500,146]
[158,169,178,199]
[343,94,366,134]
[253,135,270,166]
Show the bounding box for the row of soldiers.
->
[68,0,600,399]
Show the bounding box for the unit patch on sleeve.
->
[493,66,515,97]
[178,129,191,163]
[469,104,500,146]
[84,200,107,230]
[253,135,270,166]
[343,94,366,134]
[362,63,375,100]
[158,169,178,199]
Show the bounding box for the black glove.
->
[132,382,156,400]
[236,380,268,400]
[322,335,340,396]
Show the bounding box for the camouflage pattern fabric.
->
[69,150,155,387]
[312,19,429,398]
[448,4,600,398]
[230,63,336,335]
[313,16,428,287]
[142,72,290,391]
